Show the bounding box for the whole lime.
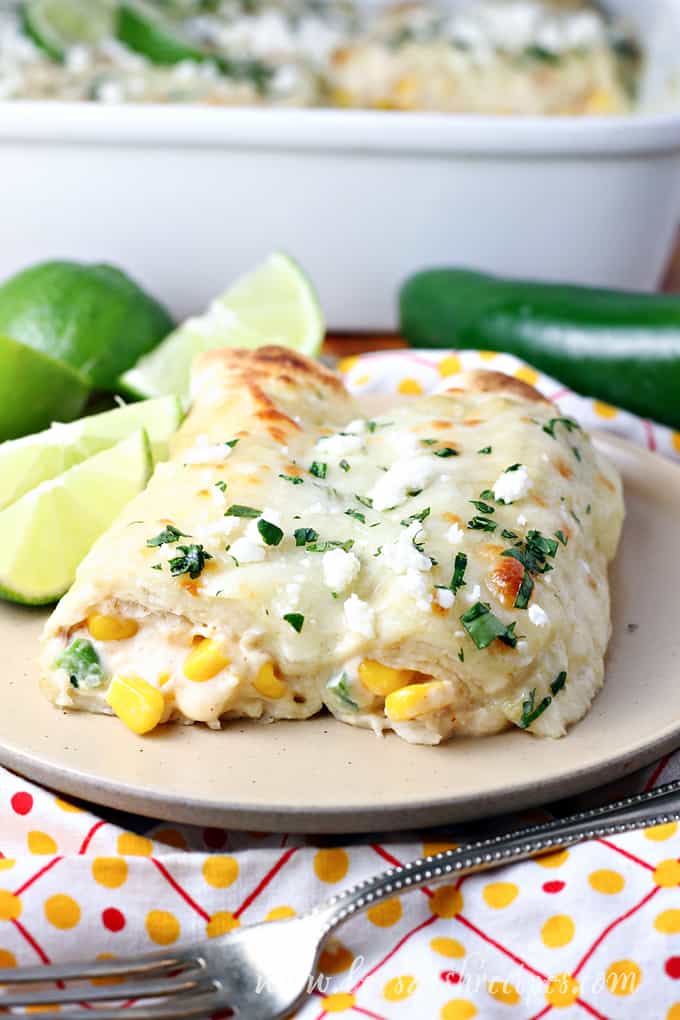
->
[0,260,173,390]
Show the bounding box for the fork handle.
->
[312,779,680,934]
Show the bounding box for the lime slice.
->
[0,430,152,606]
[22,0,115,61]
[0,334,90,443]
[0,260,173,391]
[117,0,207,65]
[120,252,325,403]
[0,394,182,511]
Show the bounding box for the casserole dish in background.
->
[0,0,679,330]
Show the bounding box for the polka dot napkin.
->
[1,349,680,1020]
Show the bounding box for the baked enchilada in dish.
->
[41,346,624,745]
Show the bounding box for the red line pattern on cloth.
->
[79,819,107,854]
[596,839,655,872]
[150,857,211,922]
[234,846,298,918]
[14,856,63,896]
[572,886,661,977]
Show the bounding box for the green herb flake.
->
[257,519,284,546]
[146,525,189,547]
[421,438,438,446]
[225,504,262,519]
[168,544,213,579]
[355,494,374,509]
[586,504,592,515]
[310,461,327,479]
[215,480,227,492]
[307,539,355,553]
[339,459,351,472]
[326,671,358,710]
[478,446,492,455]
[345,508,366,524]
[505,463,522,473]
[458,648,465,662]
[572,447,582,462]
[225,438,240,449]
[519,688,553,729]
[501,529,519,541]
[450,552,468,594]
[542,416,581,440]
[434,447,459,458]
[366,419,393,433]
[551,671,568,696]
[555,530,569,547]
[514,570,534,611]
[294,527,319,547]
[279,473,304,485]
[470,500,496,515]
[468,516,497,533]
[283,612,304,633]
[401,507,431,527]
[461,602,518,650]
[55,638,104,691]
[151,563,162,571]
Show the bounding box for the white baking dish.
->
[0,0,679,330]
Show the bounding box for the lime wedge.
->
[117,0,207,65]
[22,0,115,61]
[0,394,182,511]
[120,252,325,403]
[0,430,152,605]
[0,334,90,443]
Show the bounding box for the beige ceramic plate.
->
[0,433,678,834]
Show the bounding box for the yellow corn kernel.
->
[87,614,139,641]
[183,638,230,683]
[106,675,164,736]
[253,662,287,700]
[157,672,172,687]
[385,681,453,722]
[584,88,618,115]
[358,660,415,697]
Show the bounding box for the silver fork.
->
[2,778,680,1020]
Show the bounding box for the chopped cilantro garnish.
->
[257,519,284,546]
[307,539,355,553]
[146,525,189,547]
[345,508,366,524]
[151,563,162,571]
[478,446,492,455]
[279,474,303,485]
[461,602,518,650]
[421,438,438,446]
[168,544,212,579]
[401,507,431,527]
[450,552,468,594]
[434,447,459,458]
[505,463,522,473]
[555,530,569,547]
[407,488,423,498]
[572,447,582,462]
[468,516,497,533]
[542,417,581,440]
[215,480,227,492]
[501,529,519,541]
[503,530,558,576]
[225,439,239,449]
[519,689,553,729]
[55,638,103,690]
[294,527,318,547]
[458,648,465,662]
[551,671,567,696]
[470,500,496,515]
[586,504,592,515]
[283,612,304,633]
[310,461,327,479]
[339,459,351,472]
[225,504,262,518]
[326,671,358,710]
[366,419,393,433]
[514,570,534,611]
[355,494,374,509]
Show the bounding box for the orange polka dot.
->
[654,860,680,888]
[645,822,678,842]
[0,948,17,967]
[153,828,188,850]
[92,857,128,889]
[27,831,57,855]
[54,798,82,813]
[667,1004,680,1020]
[206,911,240,938]
[655,910,680,935]
[430,886,463,918]
[593,400,618,419]
[117,833,153,857]
[483,882,518,909]
[588,869,625,894]
[441,1000,477,1020]
[314,848,349,884]
[672,433,680,456]
[91,954,124,988]
[536,849,569,869]
[384,975,416,1001]
[0,859,15,871]
[203,856,239,889]
[545,974,580,1008]
[146,910,180,946]
[45,894,80,930]
[479,351,498,362]
[398,378,423,396]
[541,915,575,948]
[367,897,402,927]
[438,356,462,378]
[424,841,459,857]
[319,941,353,975]
[605,960,641,996]
[0,891,21,921]
[515,366,539,386]
[338,356,359,374]
[266,905,296,922]
[488,981,520,1006]
[431,937,466,959]
[322,992,356,1012]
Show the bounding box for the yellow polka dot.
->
[153,828,188,850]
[430,886,463,918]
[353,374,372,387]
[654,859,680,888]
[424,841,459,857]
[0,860,15,871]
[482,882,518,909]
[0,948,17,967]
[438,355,462,378]
[0,891,21,921]
[672,432,680,456]
[441,1000,477,1020]
[117,833,153,857]
[655,909,680,935]
[588,869,625,895]
[92,857,128,889]
[514,366,539,386]
[206,911,240,938]
[545,974,580,1008]
[668,1004,680,1020]
[384,975,416,1001]
[541,915,575,948]
[398,378,423,396]
[321,992,356,1012]
[25,1007,61,1014]
[430,936,466,959]
[145,910,180,946]
[367,897,402,927]
[536,849,570,869]
[605,960,642,996]
[202,855,239,889]
[266,905,296,922]
[645,822,678,842]
[27,831,57,855]
[314,848,349,884]
[337,356,359,374]
[319,941,353,975]
[90,953,124,988]
[54,797,82,813]
[488,981,520,1006]
[44,894,80,930]
[479,351,498,362]
[593,401,618,419]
